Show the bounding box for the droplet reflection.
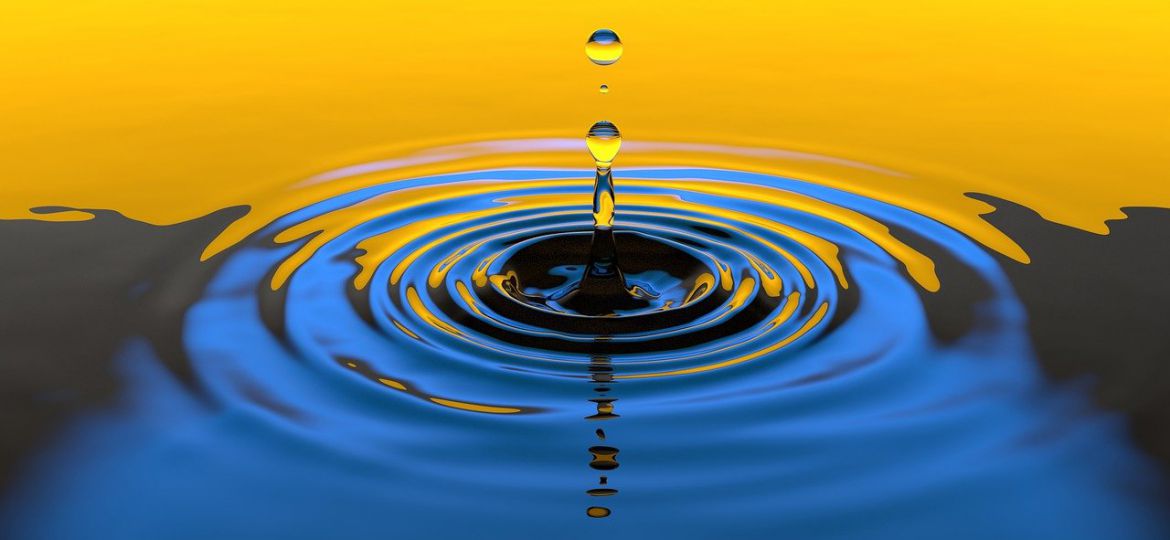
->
[586,506,612,518]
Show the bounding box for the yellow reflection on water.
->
[2,1,1167,242]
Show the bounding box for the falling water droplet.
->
[585,29,622,66]
[586,121,621,170]
[599,84,609,94]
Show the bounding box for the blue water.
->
[3,168,1167,539]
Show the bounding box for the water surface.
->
[1,2,1169,539]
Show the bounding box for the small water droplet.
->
[599,84,609,94]
[586,29,622,66]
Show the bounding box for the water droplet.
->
[586,29,622,65]
[599,84,609,94]
[587,121,621,235]
[586,121,621,169]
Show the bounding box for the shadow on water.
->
[0,207,245,487]
[972,194,1170,466]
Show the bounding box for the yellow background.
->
[2,1,1167,244]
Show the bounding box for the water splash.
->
[583,121,622,303]
[4,6,1170,540]
[1,26,1162,540]
[7,145,1168,538]
[581,35,625,517]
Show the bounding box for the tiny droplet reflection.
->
[587,506,612,518]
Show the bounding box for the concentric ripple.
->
[157,141,1169,537]
[362,172,838,371]
[267,169,858,374]
[192,155,1052,409]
